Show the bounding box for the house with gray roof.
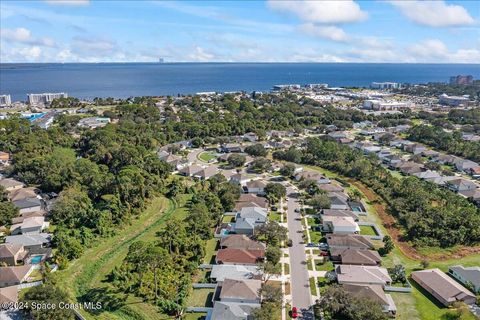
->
[445,178,478,193]
[217,278,261,304]
[237,207,267,222]
[12,198,42,214]
[0,179,24,192]
[210,301,259,320]
[336,265,392,287]
[343,284,396,316]
[5,234,51,250]
[326,234,374,251]
[412,269,476,306]
[449,265,480,293]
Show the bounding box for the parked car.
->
[291,307,298,318]
[306,242,316,247]
[287,239,293,247]
[271,206,278,211]
[319,243,329,249]
[294,208,300,213]
[320,251,329,256]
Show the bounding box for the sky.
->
[0,0,479,63]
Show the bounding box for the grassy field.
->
[360,225,378,236]
[309,277,317,296]
[203,238,218,264]
[315,260,334,272]
[183,313,207,320]
[198,151,216,162]
[269,211,282,222]
[54,195,192,320]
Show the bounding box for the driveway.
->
[286,185,314,319]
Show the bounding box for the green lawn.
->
[186,289,215,308]
[309,277,317,296]
[198,151,217,162]
[315,260,334,272]
[222,215,235,223]
[53,195,192,320]
[269,211,282,222]
[360,225,378,236]
[309,230,323,243]
[183,313,207,320]
[284,263,290,275]
[203,238,218,264]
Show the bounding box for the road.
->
[286,185,314,319]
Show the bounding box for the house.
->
[322,216,360,234]
[0,285,18,304]
[321,209,358,221]
[233,218,258,235]
[342,284,396,316]
[230,173,249,185]
[210,301,260,320]
[326,234,374,251]
[245,180,267,195]
[328,131,348,140]
[220,235,266,251]
[77,117,110,129]
[0,178,24,192]
[413,170,441,180]
[454,159,479,173]
[432,154,458,165]
[12,197,43,214]
[0,151,10,163]
[458,189,480,206]
[336,265,392,287]
[11,210,46,225]
[237,207,268,223]
[220,143,243,153]
[0,244,28,266]
[193,166,218,180]
[10,216,49,235]
[178,164,203,177]
[210,265,262,283]
[398,162,424,175]
[235,194,268,209]
[7,187,39,202]
[404,143,426,155]
[328,194,350,210]
[295,171,330,184]
[411,269,476,307]
[0,265,33,288]
[449,266,480,293]
[243,132,258,142]
[215,248,265,265]
[217,278,262,304]
[425,175,458,186]
[445,178,478,192]
[470,166,480,179]
[421,150,439,159]
[318,183,344,193]
[5,234,51,250]
[330,249,381,266]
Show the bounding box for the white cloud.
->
[267,0,368,24]
[298,24,348,42]
[187,46,216,62]
[389,1,475,27]
[0,27,56,47]
[407,39,480,63]
[44,0,89,6]
[71,36,117,55]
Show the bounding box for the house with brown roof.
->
[0,286,18,304]
[336,265,392,287]
[326,234,374,251]
[0,244,28,266]
[216,248,265,265]
[330,249,381,266]
[8,187,39,202]
[0,151,10,163]
[193,166,218,180]
[295,171,330,184]
[318,183,344,193]
[0,265,33,288]
[10,216,49,235]
[245,180,267,195]
[217,278,262,304]
[0,178,24,192]
[178,164,203,177]
[235,194,268,209]
[411,269,476,306]
[343,284,396,316]
[220,235,266,251]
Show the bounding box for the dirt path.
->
[349,179,480,261]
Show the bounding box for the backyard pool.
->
[30,255,43,264]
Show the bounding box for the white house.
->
[322,216,360,234]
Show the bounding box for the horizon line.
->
[1,61,480,65]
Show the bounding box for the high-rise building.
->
[0,94,12,107]
[27,92,68,105]
[449,75,474,85]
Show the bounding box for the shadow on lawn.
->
[80,287,127,315]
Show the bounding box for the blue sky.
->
[0,0,479,63]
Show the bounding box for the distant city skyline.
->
[0,0,479,63]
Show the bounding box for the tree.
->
[378,235,394,256]
[227,153,246,167]
[51,186,94,228]
[308,194,331,210]
[259,283,282,305]
[280,164,295,177]
[265,246,281,265]
[244,144,267,157]
[348,189,362,202]
[22,282,75,320]
[420,259,430,269]
[255,221,288,246]
[249,157,272,173]
[298,179,321,195]
[387,264,406,284]
[251,302,278,320]
[190,137,204,148]
[264,183,286,204]
[0,201,19,226]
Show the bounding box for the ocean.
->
[1,63,479,101]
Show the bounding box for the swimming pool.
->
[30,255,43,264]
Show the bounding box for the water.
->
[30,255,43,264]
[1,63,479,101]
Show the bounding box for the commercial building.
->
[27,92,68,105]
[370,82,400,90]
[363,100,411,110]
[0,95,12,107]
[439,94,470,107]
[449,75,474,85]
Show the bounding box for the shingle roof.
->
[331,249,381,265]
[0,178,24,189]
[0,244,24,259]
[220,278,261,301]
[326,234,374,250]
[12,198,42,210]
[336,265,391,285]
[0,286,18,304]
[216,248,265,264]
[449,265,480,290]
[8,187,39,202]
[0,265,32,283]
[210,301,259,320]
[210,265,261,282]
[220,235,266,250]
[342,284,389,305]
